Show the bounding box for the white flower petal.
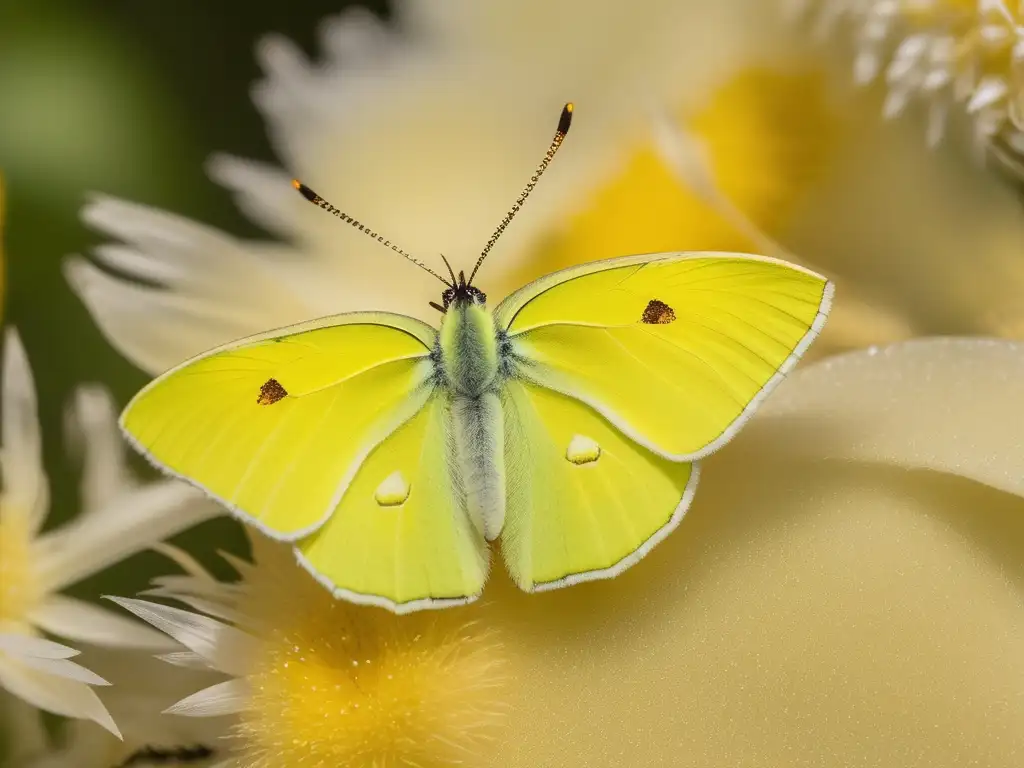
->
[68,195,318,374]
[206,154,301,239]
[64,255,289,376]
[853,49,881,84]
[14,654,110,687]
[151,542,218,581]
[164,678,250,717]
[105,597,255,677]
[0,655,120,737]
[139,589,242,625]
[29,595,178,651]
[35,481,221,591]
[754,338,1024,497]
[967,76,1009,113]
[0,632,81,660]
[156,651,215,671]
[64,385,133,517]
[0,329,49,535]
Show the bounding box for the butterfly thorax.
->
[438,297,500,397]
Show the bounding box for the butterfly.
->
[120,103,833,613]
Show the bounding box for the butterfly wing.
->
[496,251,833,461]
[298,392,488,612]
[501,379,697,591]
[122,312,488,610]
[496,251,830,590]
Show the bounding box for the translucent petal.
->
[29,595,177,651]
[0,329,49,535]
[34,481,220,591]
[0,632,80,660]
[105,597,255,677]
[63,385,133,517]
[753,338,1024,498]
[164,678,250,717]
[0,656,120,737]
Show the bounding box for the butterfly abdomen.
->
[451,392,506,541]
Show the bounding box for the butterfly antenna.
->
[439,253,458,286]
[467,102,574,286]
[291,180,452,286]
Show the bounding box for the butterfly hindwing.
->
[497,251,833,461]
[298,393,488,612]
[501,379,697,591]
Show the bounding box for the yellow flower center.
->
[0,509,40,624]
[502,65,838,292]
[232,540,505,768]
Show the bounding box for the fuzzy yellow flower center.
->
[504,66,838,291]
[232,541,505,768]
[0,510,40,624]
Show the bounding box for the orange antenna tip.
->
[558,103,574,135]
[291,179,318,203]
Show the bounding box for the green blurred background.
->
[1,1,385,597]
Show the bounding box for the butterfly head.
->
[436,269,486,313]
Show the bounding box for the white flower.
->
[0,329,220,743]
[109,538,505,768]
[66,1,1024,381]
[67,0,882,377]
[791,0,1024,158]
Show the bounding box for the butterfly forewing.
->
[121,313,437,539]
[497,252,833,461]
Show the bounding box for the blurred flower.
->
[0,329,220,742]
[106,338,1024,766]
[791,0,1024,166]
[68,0,893,378]
[110,536,505,768]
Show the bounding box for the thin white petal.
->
[64,385,133,517]
[14,654,110,686]
[1,329,49,535]
[139,589,242,624]
[35,481,221,591]
[156,651,215,671]
[0,656,120,737]
[0,632,81,659]
[63,256,266,376]
[29,595,178,651]
[755,338,1024,498]
[164,678,250,717]
[152,542,218,580]
[967,77,1009,113]
[853,50,880,84]
[206,154,301,238]
[882,85,913,118]
[105,597,255,677]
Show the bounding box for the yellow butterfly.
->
[120,104,833,613]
